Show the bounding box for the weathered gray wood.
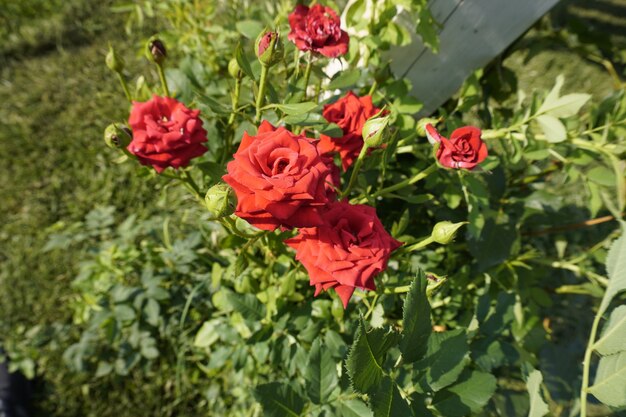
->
[387,0,559,115]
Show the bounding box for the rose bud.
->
[228,57,243,79]
[205,183,235,220]
[105,44,125,73]
[431,221,467,245]
[103,123,132,149]
[425,123,488,170]
[362,114,390,148]
[416,117,440,139]
[147,37,167,64]
[255,29,282,67]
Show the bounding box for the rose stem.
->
[404,236,434,252]
[366,162,437,201]
[225,75,242,159]
[340,144,369,199]
[116,72,132,102]
[255,64,269,122]
[179,170,201,199]
[156,63,170,97]
[368,80,378,97]
[302,50,313,101]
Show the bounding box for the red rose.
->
[127,95,207,173]
[321,155,341,200]
[288,4,349,58]
[425,124,488,170]
[318,92,383,170]
[285,201,402,308]
[223,121,331,231]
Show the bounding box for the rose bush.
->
[9,1,622,416]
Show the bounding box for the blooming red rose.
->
[285,201,402,308]
[288,4,349,58]
[223,121,331,231]
[127,95,207,173]
[425,124,488,170]
[318,92,383,170]
[321,155,341,200]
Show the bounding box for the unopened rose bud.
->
[205,183,235,219]
[104,123,132,149]
[363,115,390,148]
[416,117,440,138]
[255,29,282,67]
[147,37,167,64]
[228,57,242,79]
[106,44,125,73]
[431,221,466,245]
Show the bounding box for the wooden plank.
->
[387,0,559,115]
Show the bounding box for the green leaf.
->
[254,382,305,417]
[319,123,343,138]
[431,369,497,417]
[538,79,591,117]
[114,304,135,322]
[194,320,220,348]
[273,102,318,115]
[336,398,373,417]
[305,338,338,404]
[225,290,266,322]
[346,319,400,394]
[587,166,616,187]
[416,328,469,392]
[525,368,549,417]
[588,350,626,408]
[594,305,626,356]
[416,7,439,52]
[235,43,255,80]
[327,69,360,90]
[235,20,264,39]
[599,227,626,315]
[400,270,431,363]
[370,376,413,417]
[536,114,567,142]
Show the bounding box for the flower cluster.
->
[111,3,488,308]
[221,115,402,306]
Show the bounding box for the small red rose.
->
[318,92,383,170]
[288,4,349,58]
[285,201,402,308]
[425,124,488,170]
[223,121,330,231]
[127,95,207,173]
